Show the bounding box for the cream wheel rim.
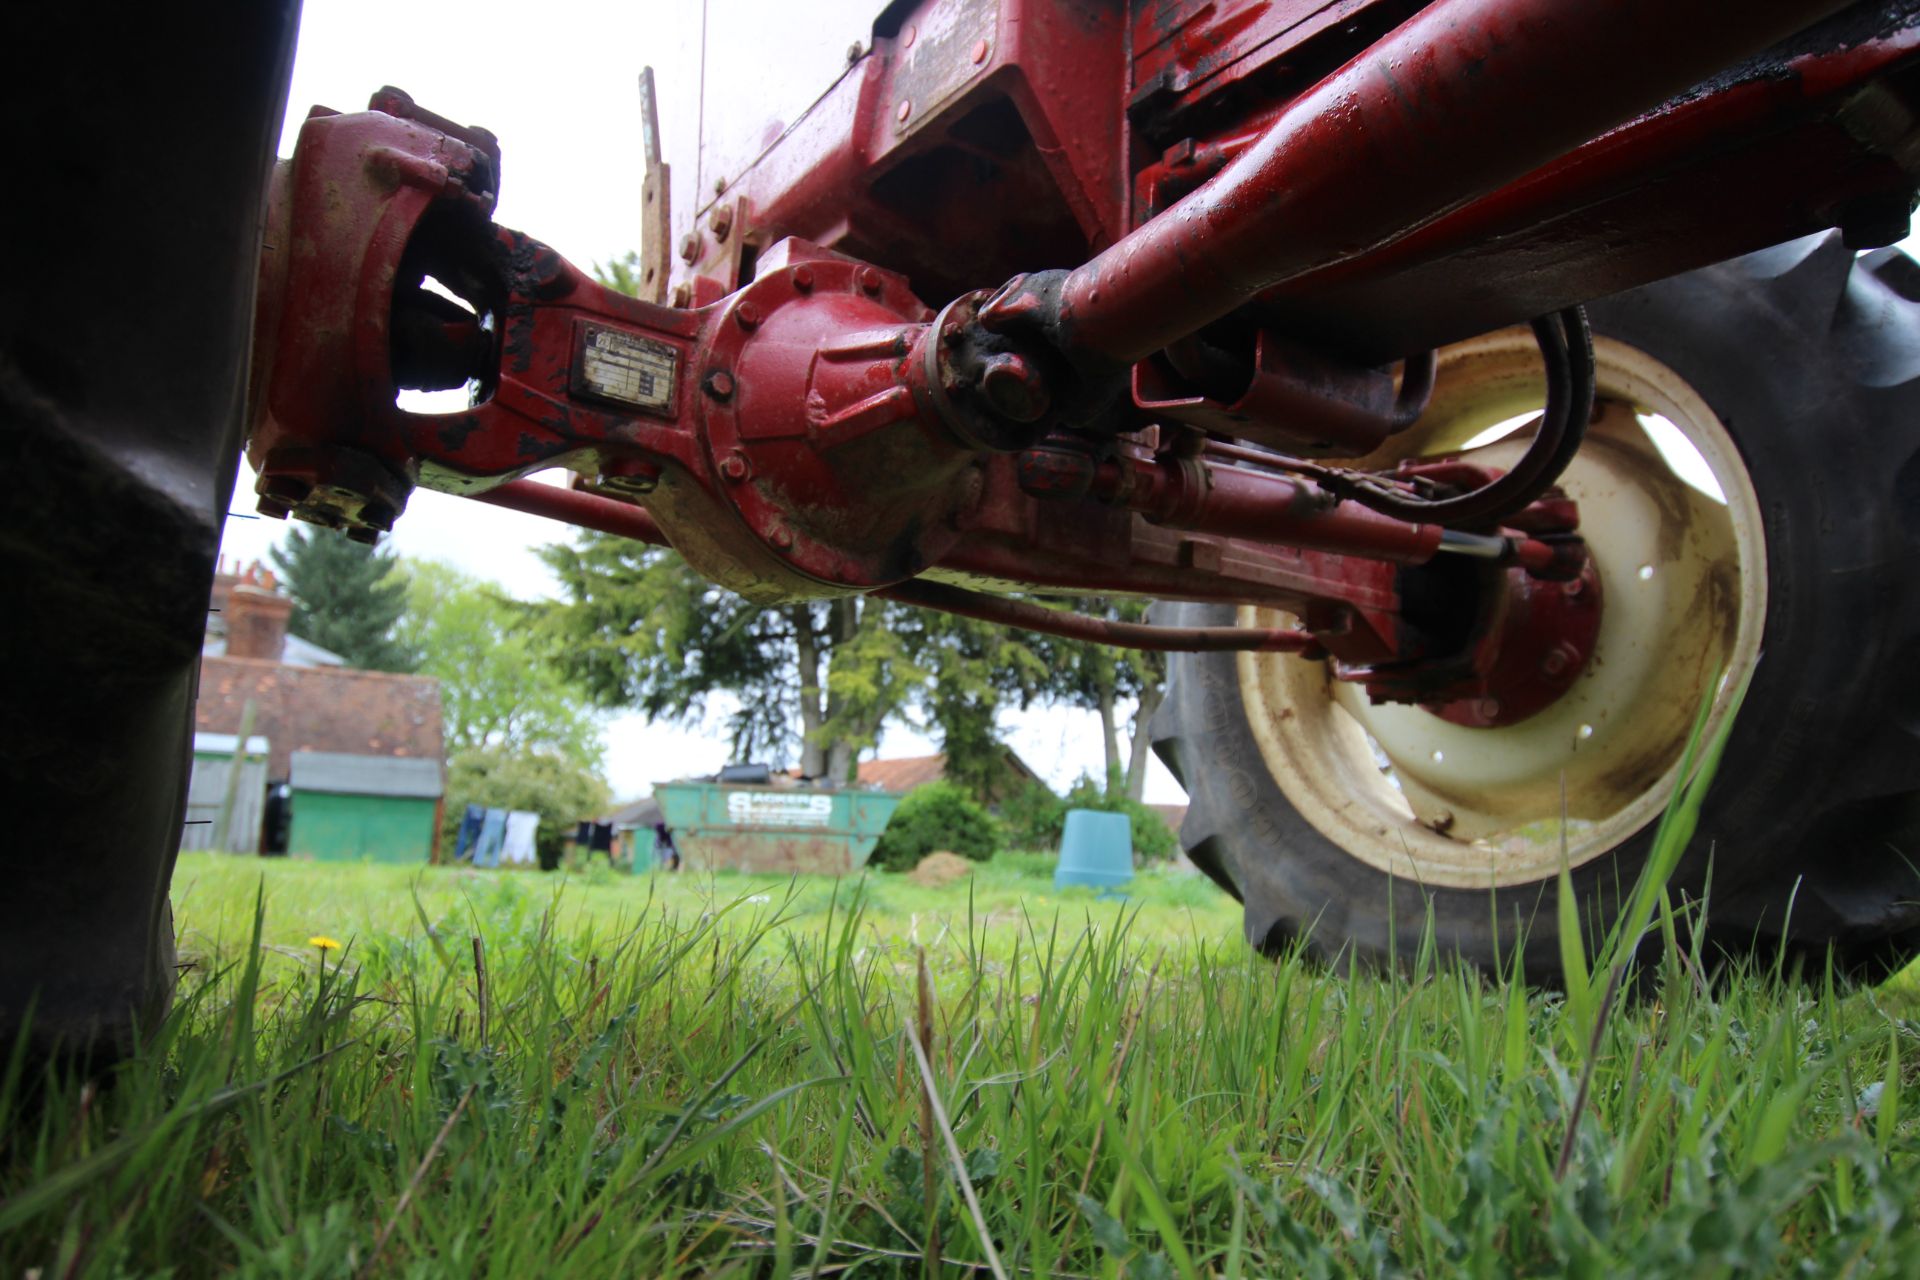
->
[1236,330,1767,889]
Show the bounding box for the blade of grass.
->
[903,1019,1010,1280]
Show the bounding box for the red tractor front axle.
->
[244,0,1900,721]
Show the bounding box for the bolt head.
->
[770,527,793,550]
[735,301,762,331]
[791,264,815,291]
[978,352,1051,423]
[896,99,912,124]
[858,266,884,294]
[970,39,990,64]
[679,232,701,263]
[1541,642,1582,679]
[705,369,736,401]
[720,452,749,482]
[604,456,661,483]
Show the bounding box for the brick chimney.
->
[226,578,292,661]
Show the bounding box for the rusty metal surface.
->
[480,476,1332,655]
[881,579,1323,652]
[672,0,1127,309]
[888,0,1001,138]
[1254,6,1920,357]
[1059,0,1857,363]
[247,2,1920,726]
[473,479,669,545]
[638,68,672,305]
[1132,330,1406,456]
[681,832,863,874]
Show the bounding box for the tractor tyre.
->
[1152,233,1920,982]
[0,4,299,1064]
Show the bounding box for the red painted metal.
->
[676,1,1920,362]
[1059,0,1853,364]
[478,476,1325,655]
[251,90,705,524]
[474,479,669,546]
[675,0,1129,309]
[682,242,963,593]
[246,0,1920,700]
[1347,559,1603,722]
[1131,330,1408,457]
[882,580,1323,653]
[1131,1,1417,117]
[246,91,1472,619]
[1051,447,1448,564]
[1257,17,1920,357]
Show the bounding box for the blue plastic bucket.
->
[1055,809,1134,891]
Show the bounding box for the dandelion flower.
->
[308,935,343,951]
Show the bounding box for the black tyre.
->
[1152,233,1920,981]
[1,4,299,1062]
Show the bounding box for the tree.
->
[531,259,1055,793]
[535,533,1056,789]
[594,250,647,299]
[1030,599,1166,801]
[392,560,605,766]
[441,747,610,868]
[887,605,1049,797]
[269,525,415,671]
[537,534,908,779]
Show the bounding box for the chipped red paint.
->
[1060,0,1859,363]
[247,0,1920,701]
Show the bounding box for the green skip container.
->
[1054,809,1134,891]
[653,782,903,874]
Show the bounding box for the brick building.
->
[829,749,1041,807]
[194,562,444,858]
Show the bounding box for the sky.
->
[219,0,1185,805]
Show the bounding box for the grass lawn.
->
[4,850,1919,1277]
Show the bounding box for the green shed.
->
[287,751,443,863]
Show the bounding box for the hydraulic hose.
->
[1333,307,1594,528]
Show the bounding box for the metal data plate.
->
[572,321,679,415]
[891,0,1000,138]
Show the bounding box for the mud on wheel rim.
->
[1236,330,1768,890]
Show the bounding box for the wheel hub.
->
[1417,558,1605,729]
[1237,330,1766,889]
